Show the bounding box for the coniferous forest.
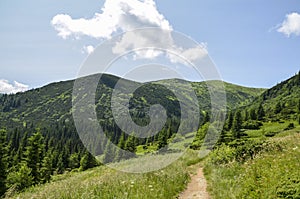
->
[0,72,299,197]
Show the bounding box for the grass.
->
[6,121,300,199]
[204,126,300,199]
[245,120,299,138]
[6,150,201,199]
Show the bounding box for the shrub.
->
[6,163,33,191]
[208,144,236,165]
[208,140,283,165]
[284,123,295,130]
[276,175,300,198]
[242,120,263,130]
[265,131,277,137]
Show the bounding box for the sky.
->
[0,0,300,93]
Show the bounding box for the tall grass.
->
[6,150,201,199]
[204,130,300,199]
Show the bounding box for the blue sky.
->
[0,0,300,93]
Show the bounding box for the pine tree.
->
[250,109,257,120]
[257,103,265,121]
[0,129,8,196]
[123,134,137,159]
[69,153,80,169]
[23,131,45,184]
[274,102,282,114]
[56,154,65,174]
[6,162,33,191]
[297,99,300,113]
[79,151,98,171]
[124,134,136,153]
[226,111,234,130]
[118,132,125,149]
[17,131,28,163]
[232,110,242,138]
[40,151,53,183]
[244,110,249,121]
[158,131,167,149]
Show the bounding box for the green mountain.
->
[2,72,300,197]
[243,72,300,121]
[0,74,265,130]
[0,73,265,170]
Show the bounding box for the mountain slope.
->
[244,72,300,120]
[0,74,265,130]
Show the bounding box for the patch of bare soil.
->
[179,167,210,199]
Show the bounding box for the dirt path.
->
[179,167,210,199]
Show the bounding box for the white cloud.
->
[111,28,208,62]
[111,29,173,59]
[277,12,300,37]
[0,80,29,94]
[51,0,207,63]
[51,0,172,40]
[167,46,208,64]
[82,45,95,54]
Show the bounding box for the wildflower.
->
[293,146,298,150]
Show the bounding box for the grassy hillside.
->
[6,150,201,199]
[244,72,300,121]
[201,72,300,198]
[204,126,300,199]
[0,74,265,129]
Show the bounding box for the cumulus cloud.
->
[51,0,207,62]
[51,0,172,39]
[167,45,208,64]
[277,12,300,37]
[0,80,29,94]
[82,45,95,54]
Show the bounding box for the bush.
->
[276,175,300,198]
[265,131,277,137]
[284,123,295,130]
[208,140,283,165]
[6,163,33,191]
[242,120,263,130]
[208,144,236,165]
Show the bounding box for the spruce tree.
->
[0,129,8,196]
[232,110,242,138]
[6,162,33,191]
[257,103,265,121]
[158,132,167,149]
[275,102,282,114]
[40,151,53,183]
[69,153,80,169]
[24,131,45,184]
[79,151,98,171]
[124,134,136,153]
[123,134,137,159]
[250,109,257,120]
[17,131,28,163]
[56,154,65,174]
[226,111,234,130]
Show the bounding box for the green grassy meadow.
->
[6,150,201,199]
[204,124,300,199]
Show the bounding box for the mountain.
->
[0,73,265,130]
[243,72,300,121]
[2,72,299,196]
